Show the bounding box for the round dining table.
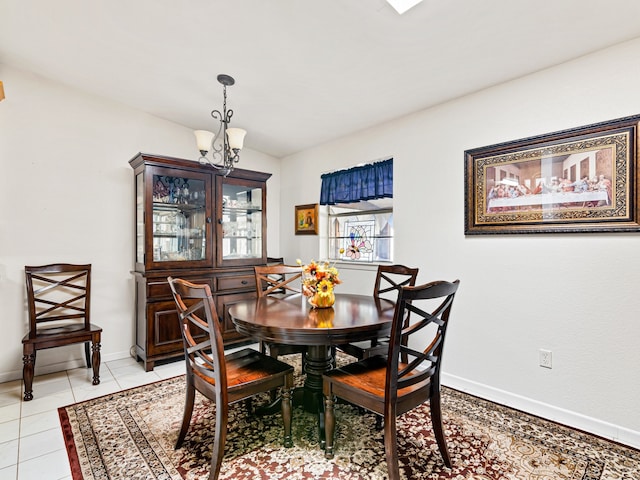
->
[228,292,395,437]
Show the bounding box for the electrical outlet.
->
[539,349,552,369]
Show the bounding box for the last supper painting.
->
[465,115,640,234]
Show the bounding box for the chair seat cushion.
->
[338,339,389,359]
[23,323,102,343]
[324,355,388,396]
[225,348,294,388]
[324,355,429,405]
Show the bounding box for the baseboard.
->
[442,372,640,450]
[0,349,134,384]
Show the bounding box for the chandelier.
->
[194,74,247,176]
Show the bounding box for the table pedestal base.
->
[255,345,333,446]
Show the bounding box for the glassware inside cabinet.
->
[152,174,207,262]
[221,183,263,260]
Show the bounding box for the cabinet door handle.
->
[206,217,212,223]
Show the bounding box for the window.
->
[327,198,393,262]
[320,159,393,263]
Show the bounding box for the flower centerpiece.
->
[297,258,341,308]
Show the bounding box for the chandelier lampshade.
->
[195,74,246,176]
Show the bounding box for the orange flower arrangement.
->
[296,259,341,308]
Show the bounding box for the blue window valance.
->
[319,158,393,205]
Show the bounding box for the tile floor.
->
[0,354,193,480]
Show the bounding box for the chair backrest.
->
[264,258,286,293]
[254,265,303,297]
[374,264,419,302]
[386,280,460,401]
[167,277,227,399]
[25,263,91,337]
[374,265,419,329]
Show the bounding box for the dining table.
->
[228,292,395,445]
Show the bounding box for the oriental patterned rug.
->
[59,355,640,480]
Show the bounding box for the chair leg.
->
[281,384,293,447]
[383,412,400,480]
[84,342,91,368]
[91,336,101,385]
[429,391,452,467]
[324,393,336,459]
[175,375,196,449]
[22,346,35,401]
[268,345,280,403]
[209,396,228,480]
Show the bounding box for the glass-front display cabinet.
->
[129,153,271,370]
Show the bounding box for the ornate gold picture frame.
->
[464,115,640,234]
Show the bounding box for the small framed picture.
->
[295,204,319,235]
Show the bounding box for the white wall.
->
[0,66,281,383]
[279,39,640,447]
[3,36,639,448]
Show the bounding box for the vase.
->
[309,290,335,309]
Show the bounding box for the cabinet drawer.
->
[216,274,256,291]
[147,277,214,299]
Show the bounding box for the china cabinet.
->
[129,153,271,370]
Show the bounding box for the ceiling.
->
[3,0,640,158]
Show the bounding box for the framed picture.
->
[464,114,640,234]
[295,203,319,235]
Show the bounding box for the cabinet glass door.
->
[219,177,264,265]
[150,170,211,266]
[135,173,145,265]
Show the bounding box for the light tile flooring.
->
[0,355,189,480]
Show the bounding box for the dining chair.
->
[254,265,307,373]
[168,277,294,480]
[336,264,419,360]
[263,257,286,294]
[22,263,101,401]
[323,279,460,479]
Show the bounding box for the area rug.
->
[59,355,640,479]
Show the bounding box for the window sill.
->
[331,261,392,272]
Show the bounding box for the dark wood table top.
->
[229,293,395,346]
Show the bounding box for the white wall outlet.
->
[539,349,552,369]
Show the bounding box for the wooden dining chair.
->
[336,264,419,360]
[323,279,460,479]
[168,277,294,480]
[263,257,286,294]
[254,265,307,372]
[22,263,102,401]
